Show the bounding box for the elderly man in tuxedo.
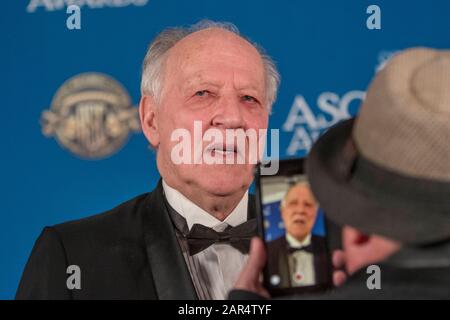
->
[267,182,328,288]
[16,20,280,300]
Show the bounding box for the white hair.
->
[280,180,312,209]
[140,20,280,111]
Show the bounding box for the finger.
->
[248,237,267,270]
[258,286,271,299]
[241,237,266,283]
[234,237,267,290]
[332,250,345,269]
[333,270,347,287]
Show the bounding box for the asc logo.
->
[283,91,365,155]
[41,73,141,159]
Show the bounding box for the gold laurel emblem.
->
[41,73,141,159]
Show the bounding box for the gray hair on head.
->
[140,19,280,111]
[280,180,312,209]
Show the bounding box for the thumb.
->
[247,237,267,274]
[234,237,267,292]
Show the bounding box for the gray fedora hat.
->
[306,48,450,245]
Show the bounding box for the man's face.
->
[154,29,269,197]
[281,184,318,242]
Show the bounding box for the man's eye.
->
[242,95,258,103]
[195,90,210,97]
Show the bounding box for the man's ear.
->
[343,226,370,247]
[342,225,401,275]
[342,226,372,275]
[139,95,160,149]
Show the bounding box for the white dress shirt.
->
[286,233,316,286]
[162,180,249,300]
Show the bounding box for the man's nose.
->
[295,206,307,216]
[211,95,245,129]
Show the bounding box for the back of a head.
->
[306,47,450,247]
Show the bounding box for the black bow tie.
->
[288,244,314,254]
[185,219,257,256]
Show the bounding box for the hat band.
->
[337,137,450,208]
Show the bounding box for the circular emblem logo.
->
[41,73,140,159]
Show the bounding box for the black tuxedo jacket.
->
[266,235,329,287]
[16,180,256,300]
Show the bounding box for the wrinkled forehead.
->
[164,28,266,88]
[286,185,316,203]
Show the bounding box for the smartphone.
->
[254,158,336,297]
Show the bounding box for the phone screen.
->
[255,158,333,296]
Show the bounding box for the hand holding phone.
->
[255,158,336,297]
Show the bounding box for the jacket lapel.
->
[141,179,197,300]
[247,193,256,220]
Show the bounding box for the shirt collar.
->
[286,232,312,248]
[162,179,248,231]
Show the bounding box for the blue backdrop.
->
[1,0,449,299]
